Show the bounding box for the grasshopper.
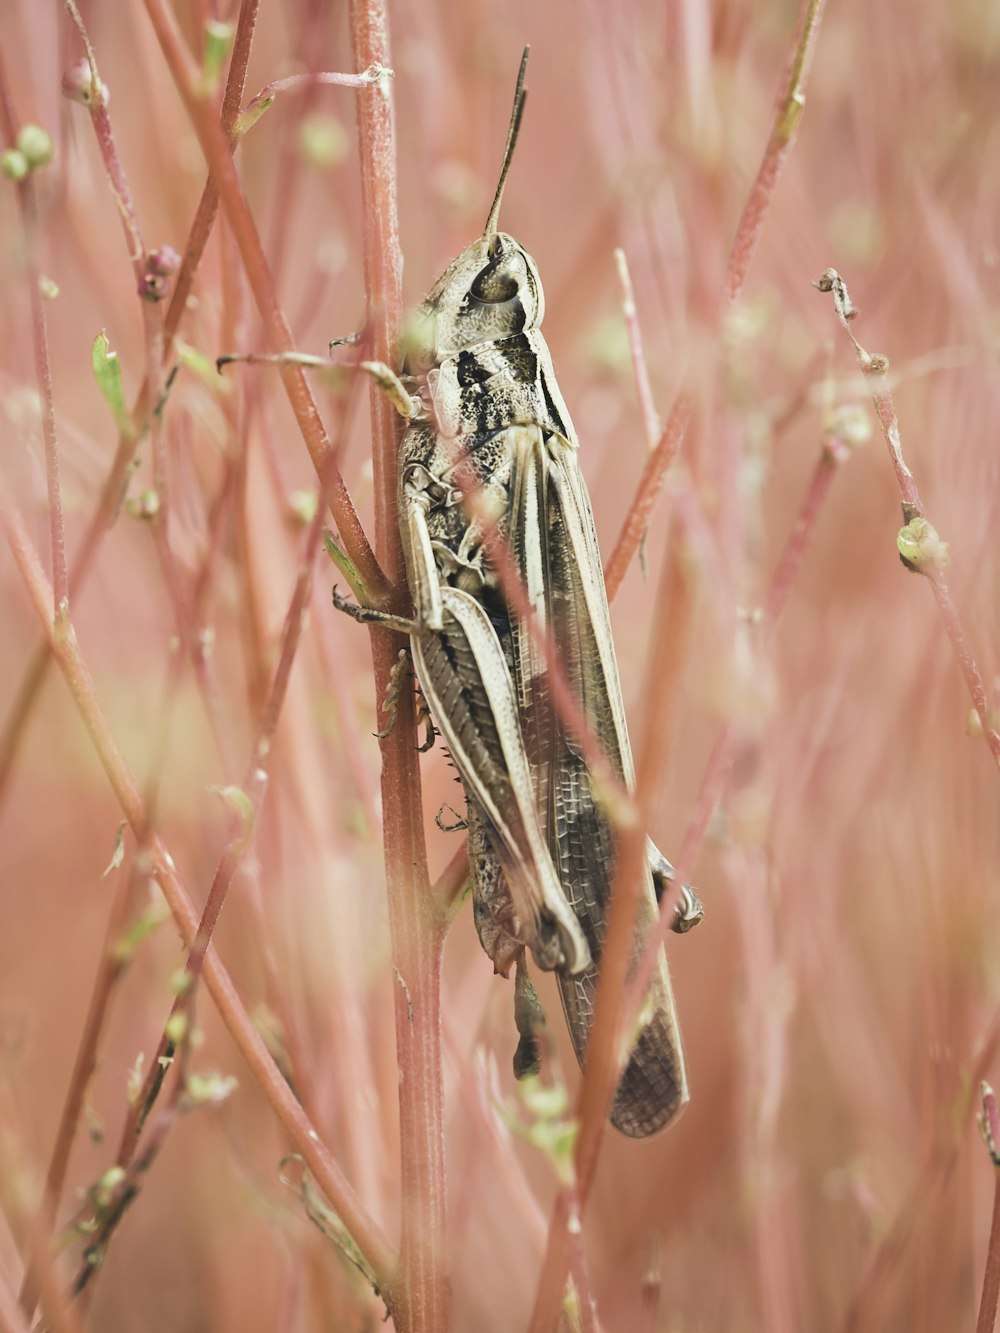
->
[340,49,701,1137]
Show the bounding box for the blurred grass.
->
[1,1,999,1330]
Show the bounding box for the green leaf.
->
[280,1157,385,1307]
[101,821,127,878]
[201,20,234,94]
[209,784,256,849]
[185,1071,237,1106]
[91,331,135,440]
[323,531,369,604]
[234,94,273,141]
[175,338,228,389]
[289,489,318,527]
[111,894,170,964]
[896,516,949,572]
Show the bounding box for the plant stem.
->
[348,0,449,1326]
[531,2,831,1314]
[977,1084,1000,1333]
[0,495,398,1298]
[142,0,389,605]
[818,267,1000,769]
[0,58,68,621]
[604,0,828,598]
[0,0,260,807]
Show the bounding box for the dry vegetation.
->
[1,0,999,1330]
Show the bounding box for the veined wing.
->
[507,423,687,1137]
[408,586,590,976]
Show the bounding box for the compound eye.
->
[470,259,520,304]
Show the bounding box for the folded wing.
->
[507,424,687,1137]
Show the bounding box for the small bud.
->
[298,113,349,169]
[93,1165,126,1210]
[138,274,167,302]
[61,58,108,107]
[126,1053,145,1107]
[132,488,160,520]
[897,516,949,572]
[209,784,256,849]
[165,1012,188,1045]
[289,489,318,526]
[139,246,181,302]
[824,403,871,452]
[169,969,194,996]
[16,124,54,169]
[147,245,181,277]
[185,1071,237,1106]
[1,149,29,181]
[202,20,234,92]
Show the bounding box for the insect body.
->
[351,51,699,1136]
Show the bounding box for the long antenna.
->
[483,46,529,241]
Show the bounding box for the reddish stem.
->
[16,861,135,1320]
[977,1084,1000,1333]
[530,0,834,1295]
[15,14,262,1310]
[615,247,661,449]
[980,1184,1000,1333]
[0,1088,84,1333]
[0,1271,32,1333]
[0,495,398,1296]
[819,268,1000,769]
[604,0,828,598]
[347,0,448,1326]
[604,391,693,599]
[842,1025,1000,1330]
[73,484,336,1310]
[529,539,695,1332]
[142,0,389,605]
[628,439,846,1096]
[0,60,69,620]
[0,0,260,806]
[725,0,826,303]
[64,2,167,431]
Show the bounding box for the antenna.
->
[483,46,529,241]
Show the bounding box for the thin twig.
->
[241,64,391,121]
[530,5,830,1318]
[981,1082,1000,1333]
[73,462,336,1302]
[0,494,398,1296]
[0,57,68,621]
[603,0,828,598]
[528,536,696,1332]
[0,1084,86,1333]
[614,248,661,450]
[840,1023,1000,1331]
[16,856,136,1320]
[142,0,389,605]
[64,1,167,438]
[16,12,263,1315]
[0,1269,32,1333]
[977,1083,1000,1333]
[667,431,848,911]
[0,0,261,806]
[816,267,1000,769]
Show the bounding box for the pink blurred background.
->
[1,1,999,1329]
